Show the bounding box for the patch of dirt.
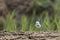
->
[0,31,60,40]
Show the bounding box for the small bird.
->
[35,21,41,28]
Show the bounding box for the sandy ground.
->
[0,31,60,40]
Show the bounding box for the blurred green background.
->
[0,0,60,32]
